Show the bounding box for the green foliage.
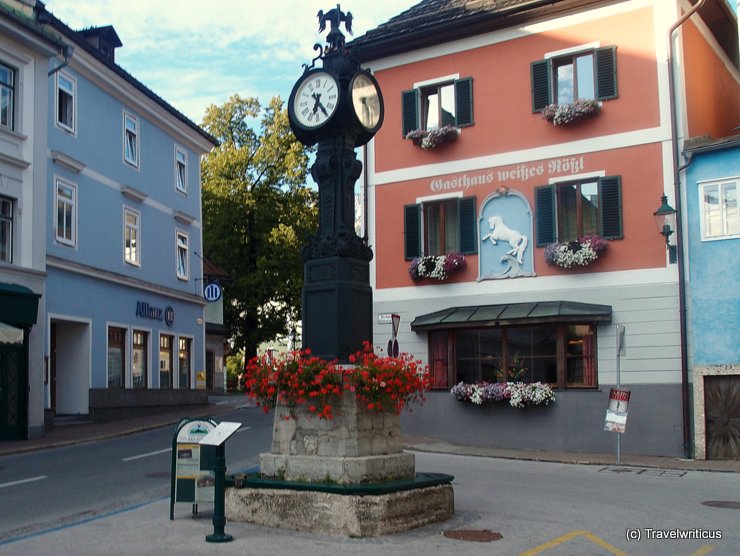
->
[201,95,316,358]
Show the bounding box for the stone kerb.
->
[259,388,416,484]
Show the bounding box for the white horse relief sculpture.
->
[483,215,528,264]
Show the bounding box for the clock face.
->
[292,71,339,129]
[351,73,382,131]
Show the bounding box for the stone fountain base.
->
[226,390,454,536]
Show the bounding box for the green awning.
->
[410,301,612,331]
[0,283,41,328]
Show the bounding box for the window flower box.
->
[541,99,601,126]
[544,235,608,269]
[409,252,466,281]
[405,125,461,149]
[450,381,556,408]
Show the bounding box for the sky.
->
[44,1,421,125]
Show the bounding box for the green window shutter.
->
[535,185,556,246]
[599,176,623,239]
[454,77,474,127]
[404,203,421,260]
[458,196,477,254]
[531,59,551,112]
[402,89,419,137]
[595,46,618,100]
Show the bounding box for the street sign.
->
[170,418,217,520]
[200,421,241,446]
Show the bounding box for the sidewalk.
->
[1,396,737,472]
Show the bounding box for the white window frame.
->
[123,110,140,168]
[699,178,740,241]
[55,70,76,134]
[55,177,77,247]
[175,146,187,194]
[123,206,141,266]
[0,60,16,131]
[176,229,189,280]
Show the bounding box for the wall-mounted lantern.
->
[653,195,677,264]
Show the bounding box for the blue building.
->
[683,135,740,459]
[3,2,216,435]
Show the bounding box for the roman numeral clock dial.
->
[290,70,339,130]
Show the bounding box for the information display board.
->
[170,417,217,519]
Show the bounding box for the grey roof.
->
[410,300,612,330]
[349,0,586,61]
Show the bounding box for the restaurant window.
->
[401,76,473,136]
[132,330,148,389]
[404,196,477,259]
[107,326,126,388]
[429,323,597,390]
[159,334,173,389]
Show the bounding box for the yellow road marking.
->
[689,547,715,556]
[519,529,628,556]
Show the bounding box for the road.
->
[0,403,273,541]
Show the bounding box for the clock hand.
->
[311,92,329,117]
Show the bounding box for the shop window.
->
[107,326,126,388]
[159,334,173,389]
[404,196,477,259]
[402,76,473,136]
[535,176,622,246]
[0,196,13,262]
[429,323,597,390]
[531,46,617,112]
[132,330,148,388]
[700,180,739,240]
[178,336,191,389]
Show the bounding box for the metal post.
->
[205,443,233,543]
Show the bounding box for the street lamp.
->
[653,195,677,264]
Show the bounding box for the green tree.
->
[201,95,316,359]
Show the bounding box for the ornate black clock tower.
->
[288,6,384,362]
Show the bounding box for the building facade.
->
[1,1,216,439]
[683,135,740,459]
[0,1,63,440]
[352,0,740,456]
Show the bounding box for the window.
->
[404,196,477,259]
[175,147,187,194]
[123,111,139,168]
[132,330,148,389]
[531,46,617,111]
[0,196,12,262]
[123,207,140,265]
[56,71,76,133]
[176,230,189,280]
[402,76,473,136]
[107,326,126,388]
[178,337,192,389]
[159,334,173,389]
[55,178,76,246]
[535,176,622,246]
[0,62,15,130]
[700,180,739,240]
[429,324,597,390]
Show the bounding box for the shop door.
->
[0,343,27,440]
[705,375,740,459]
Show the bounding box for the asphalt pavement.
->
[0,394,737,555]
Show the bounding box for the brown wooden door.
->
[704,375,740,459]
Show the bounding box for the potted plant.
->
[541,99,601,126]
[409,252,466,281]
[544,235,608,269]
[405,125,461,149]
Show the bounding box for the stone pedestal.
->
[259,389,415,484]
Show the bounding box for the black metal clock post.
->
[288,6,384,363]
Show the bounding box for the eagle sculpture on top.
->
[317,5,353,50]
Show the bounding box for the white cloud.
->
[46,0,417,122]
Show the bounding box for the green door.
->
[0,343,27,441]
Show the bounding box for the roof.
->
[203,256,229,279]
[410,301,612,330]
[349,0,598,61]
[683,133,740,155]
